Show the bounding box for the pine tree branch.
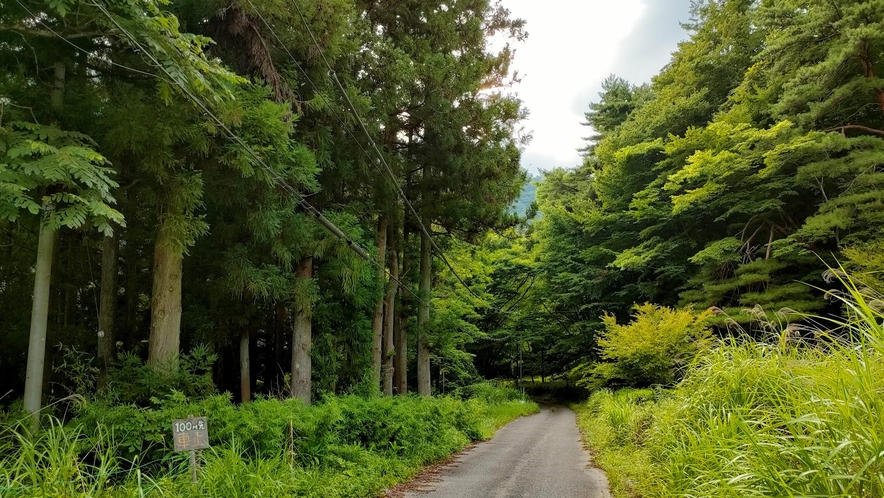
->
[824,125,884,137]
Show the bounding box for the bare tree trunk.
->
[147,212,183,372]
[371,216,388,388]
[291,257,313,404]
[395,223,409,395]
[383,221,398,396]
[23,211,56,428]
[23,62,65,428]
[240,330,251,403]
[51,62,65,110]
[97,231,117,390]
[859,42,884,116]
[275,302,286,389]
[765,226,774,260]
[394,301,405,394]
[124,234,139,351]
[417,222,432,396]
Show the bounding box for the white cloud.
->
[500,0,691,174]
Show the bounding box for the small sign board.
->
[172,416,210,452]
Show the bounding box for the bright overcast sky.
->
[501,0,693,174]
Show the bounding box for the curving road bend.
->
[403,405,611,498]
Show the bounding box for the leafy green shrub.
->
[68,387,538,479]
[577,304,713,389]
[104,346,217,405]
[51,345,100,400]
[575,274,884,498]
[455,381,525,404]
[1,375,539,497]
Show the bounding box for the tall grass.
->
[0,384,537,497]
[575,274,884,497]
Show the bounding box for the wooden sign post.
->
[172,415,210,482]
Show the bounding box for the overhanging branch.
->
[824,125,884,137]
[0,24,102,39]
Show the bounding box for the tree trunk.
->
[394,299,405,395]
[859,42,884,116]
[51,62,65,110]
[275,302,286,390]
[417,222,432,396]
[371,217,388,389]
[395,223,409,395]
[147,212,184,372]
[124,232,139,351]
[23,62,65,428]
[97,231,118,390]
[23,212,56,428]
[240,330,251,403]
[383,221,398,396]
[291,256,313,404]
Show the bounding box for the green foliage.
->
[575,305,713,389]
[575,274,884,497]
[51,345,100,399]
[1,0,528,403]
[102,346,218,406]
[0,417,120,497]
[573,388,661,497]
[504,0,884,393]
[454,381,526,405]
[0,122,124,234]
[843,241,884,292]
[0,384,537,497]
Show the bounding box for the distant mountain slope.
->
[512,175,538,217]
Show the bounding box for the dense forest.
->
[3,0,884,495]
[0,0,529,412]
[471,0,884,386]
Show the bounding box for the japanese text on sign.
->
[172,417,210,452]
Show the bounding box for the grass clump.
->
[574,389,657,497]
[0,383,537,497]
[575,275,884,497]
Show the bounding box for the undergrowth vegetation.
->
[0,383,537,497]
[572,304,713,390]
[575,276,884,497]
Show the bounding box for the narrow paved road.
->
[403,406,611,498]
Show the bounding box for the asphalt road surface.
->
[403,405,611,498]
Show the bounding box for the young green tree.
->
[1,121,123,424]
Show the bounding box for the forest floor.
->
[386,405,611,498]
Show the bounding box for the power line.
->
[240,0,376,170]
[21,0,482,311]
[14,2,592,345]
[11,1,157,79]
[288,1,485,301]
[240,0,442,294]
[81,2,429,306]
[240,0,485,307]
[239,0,400,202]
